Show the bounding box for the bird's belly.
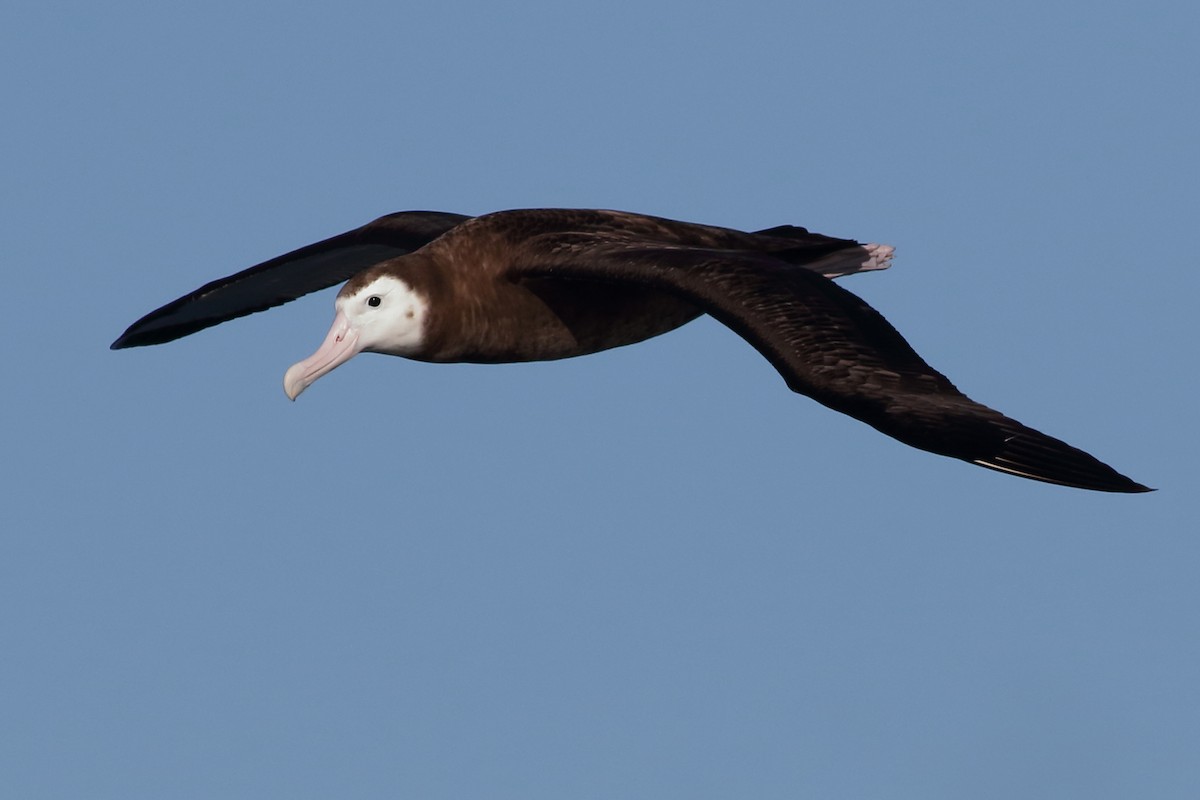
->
[433,280,702,363]
[552,285,702,357]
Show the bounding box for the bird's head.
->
[283,272,429,400]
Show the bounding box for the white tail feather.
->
[807,243,894,279]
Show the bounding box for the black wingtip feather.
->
[111,323,149,349]
[972,429,1152,493]
[110,327,151,349]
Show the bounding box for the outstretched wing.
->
[111,210,471,348]
[510,234,1149,492]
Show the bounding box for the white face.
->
[340,275,430,355]
[282,275,429,400]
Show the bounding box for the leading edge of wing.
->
[110,210,471,348]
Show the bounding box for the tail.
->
[752,224,893,278]
[803,242,894,278]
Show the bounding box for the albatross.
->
[111,208,1149,493]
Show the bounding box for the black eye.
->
[367,296,381,307]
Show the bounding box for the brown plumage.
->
[112,208,1150,493]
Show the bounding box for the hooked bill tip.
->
[283,363,309,401]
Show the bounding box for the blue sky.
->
[3,1,1196,797]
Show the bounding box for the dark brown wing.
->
[510,234,1149,493]
[476,208,880,274]
[111,211,471,348]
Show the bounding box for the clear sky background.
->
[2,1,1196,797]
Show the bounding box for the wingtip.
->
[970,431,1154,494]
[110,326,146,349]
[1091,477,1154,494]
[972,458,1153,493]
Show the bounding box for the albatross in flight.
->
[112,208,1149,493]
